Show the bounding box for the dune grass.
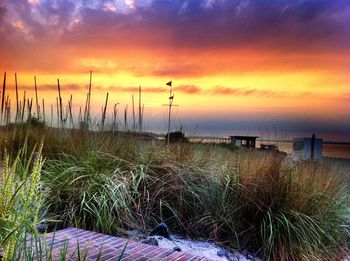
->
[0,142,44,260]
[0,125,349,260]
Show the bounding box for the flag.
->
[166,81,172,87]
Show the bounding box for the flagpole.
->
[167,84,172,146]
[163,81,178,146]
[166,81,174,146]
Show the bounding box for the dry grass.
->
[0,125,349,260]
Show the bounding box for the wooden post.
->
[15,73,19,123]
[34,76,40,120]
[56,97,59,127]
[78,106,82,123]
[6,98,11,125]
[28,98,33,121]
[68,94,74,128]
[124,105,128,130]
[50,104,53,127]
[65,104,69,126]
[42,98,46,123]
[1,72,7,124]
[311,134,316,160]
[19,101,22,123]
[138,86,142,132]
[141,103,144,128]
[83,93,88,123]
[87,70,92,126]
[132,94,135,131]
[113,103,118,131]
[21,91,26,123]
[4,96,9,125]
[57,79,63,126]
[101,92,109,131]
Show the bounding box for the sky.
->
[0,0,350,141]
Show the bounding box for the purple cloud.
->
[2,0,350,50]
[1,0,350,75]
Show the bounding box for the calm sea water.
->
[189,137,350,159]
[256,141,350,159]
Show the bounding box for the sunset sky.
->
[0,0,349,141]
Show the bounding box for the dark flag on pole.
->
[163,80,178,146]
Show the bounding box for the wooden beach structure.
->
[229,135,259,148]
[292,134,323,160]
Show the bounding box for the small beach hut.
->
[292,134,323,160]
[229,135,259,148]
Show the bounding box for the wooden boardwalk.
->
[38,227,210,261]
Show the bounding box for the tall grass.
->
[10,232,112,260]
[0,127,349,260]
[0,143,44,260]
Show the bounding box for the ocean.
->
[256,141,350,159]
[188,137,350,159]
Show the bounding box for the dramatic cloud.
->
[1,0,350,76]
[3,0,349,49]
[1,1,350,56]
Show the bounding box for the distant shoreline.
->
[259,139,350,145]
[188,136,350,145]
